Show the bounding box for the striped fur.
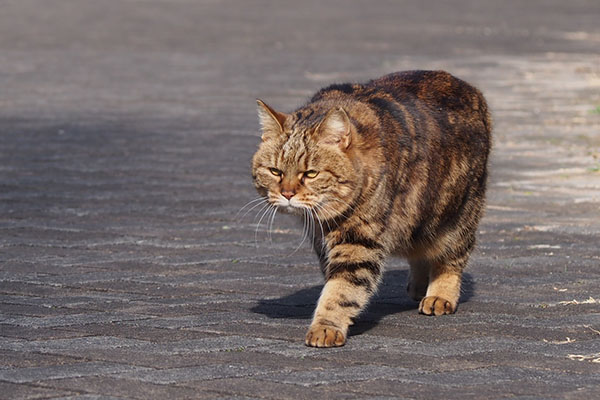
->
[252,71,491,347]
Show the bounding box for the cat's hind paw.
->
[419,296,456,316]
[305,324,346,347]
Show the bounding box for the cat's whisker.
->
[252,202,271,222]
[310,208,316,241]
[332,198,357,217]
[268,206,278,243]
[313,203,335,231]
[238,198,268,222]
[311,207,327,252]
[236,198,267,220]
[288,207,309,256]
[311,196,353,223]
[318,190,357,212]
[263,206,273,244]
[251,202,272,247]
[306,207,312,243]
[236,197,266,218]
[314,203,339,231]
[254,204,274,247]
[318,211,334,251]
[308,208,313,237]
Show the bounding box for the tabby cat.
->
[251,70,491,347]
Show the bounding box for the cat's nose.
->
[281,190,295,200]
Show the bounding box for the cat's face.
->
[251,100,357,219]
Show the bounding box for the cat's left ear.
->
[256,99,288,141]
[317,107,352,149]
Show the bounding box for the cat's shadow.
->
[251,269,474,336]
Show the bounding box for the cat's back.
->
[308,70,491,157]
[366,70,485,111]
[363,70,492,137]
[312,70,490,135]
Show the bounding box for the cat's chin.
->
[269,202,311,216]
[269,197,312,216]
[280,205,303,215]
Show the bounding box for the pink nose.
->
[281,190,295,200]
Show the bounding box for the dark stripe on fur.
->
[317,318,340,327]
[367,97,412,144]
[346,275,374,292]
[335,228,383,249]
[311,83,355,102]
[328,83,355,94]
[328,260,381,278]
[338,300,360,308]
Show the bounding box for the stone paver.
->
[1,0,599,399]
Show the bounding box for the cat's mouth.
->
[281,200,305,215]
[269,195,310,215]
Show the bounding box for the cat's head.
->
[251,99,359,219]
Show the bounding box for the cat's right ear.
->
[256,99,288,141]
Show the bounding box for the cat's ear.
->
[256,99,288,141]
[317,107,351,149]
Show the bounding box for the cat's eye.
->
[269,168,282,177]
[304,170,319,179]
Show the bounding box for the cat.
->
[251,70,491,347]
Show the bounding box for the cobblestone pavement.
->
[1,1,599,399]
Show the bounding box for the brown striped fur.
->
[251,70,491,347]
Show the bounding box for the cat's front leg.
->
[305,242,384,347]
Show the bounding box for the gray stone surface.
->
[1,0,599,399]
[0,362,150,384]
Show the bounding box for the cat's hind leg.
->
[418,252,468,316]
[407,259,430,301]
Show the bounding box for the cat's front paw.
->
[419,296,456,316]
[305,324,346,348]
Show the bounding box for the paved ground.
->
[1,0,599,399]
